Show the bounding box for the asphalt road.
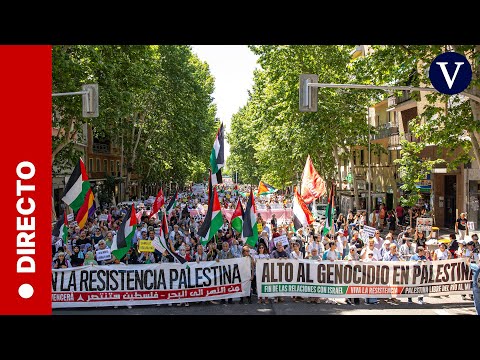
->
[53,294,476,315]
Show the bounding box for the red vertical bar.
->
[0,45,52,314]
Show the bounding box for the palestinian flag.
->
[111,204,136,260]
[242,189,258,247]
[61,158,91,212]
[165,191,178,216]
[75,187,96,229]
[258,181,276,195]
[293,188,314,230]
[322,183,335,236]
[210,123,224,185]
[52,212,69,245]
[152,211,186,264]
[231,199,244,235]
[197,186,223,246]
[149,188,165,218]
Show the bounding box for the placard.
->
[95,249,112,261]
[67,213,74,222]
[138,240,155,253]
[273,234,289,247]
[416,217,433,232]
[99,214,108,222]
[363,225,376,238]
[467,221,475,231]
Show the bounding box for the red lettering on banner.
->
[52,284,244,304]
[2,46,51,314]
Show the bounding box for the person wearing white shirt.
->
[306,235,325,258]
[433,243,451,260]
[289,242,303,260]
[399,238,414,260]
[335,230,345,257]
[360,238,381,261]
[373,230,384,250]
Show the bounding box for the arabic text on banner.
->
[52,258,251,308]
[256,258,473,298]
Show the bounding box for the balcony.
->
[371,123,399,140]
[92,143,110,154]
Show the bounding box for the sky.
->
[191,45,259,160]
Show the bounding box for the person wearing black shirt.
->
[455,213,468,240]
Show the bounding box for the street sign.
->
[299,74,318,112]
[82,84,99,118]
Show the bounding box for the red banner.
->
[1,46,52,314]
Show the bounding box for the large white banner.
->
[52,258,252,308]
[256,258,473,298]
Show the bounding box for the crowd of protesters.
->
[52,185,480,307]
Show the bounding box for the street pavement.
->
[53,294,476,315]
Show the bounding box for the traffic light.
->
[82,84,99,118]
[299,74,318,112]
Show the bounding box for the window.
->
[89,158,93,172]
[389,150,392,165]
[360,150,364,166]
[104,159,108,173]
[96,158,100,172]
[353,151,356,165]
[110,160,114,175]
[117,161,120,174]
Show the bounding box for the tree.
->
[228,45,372,193]
[354,45,480,205]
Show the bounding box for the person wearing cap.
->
[335,229,346,258]
[379,239,391,260]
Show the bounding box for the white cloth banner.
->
[52,258,252,308]
[256,258,473,298]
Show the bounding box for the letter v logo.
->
[429,52,472,95]
[436,62,464,89]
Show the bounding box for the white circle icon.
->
[18,283,34,299]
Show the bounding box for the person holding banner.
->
[433,243,451,261]
[466,256,480,315]
[408,246,427,305]
[52,252,72,269]
[239,246,254,304]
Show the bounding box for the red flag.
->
[301,155,326,204]
[149,188,165,218]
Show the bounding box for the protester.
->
[408,246,427,305]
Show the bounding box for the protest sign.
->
[257,258,473,298]
[363,225,376,238]
[99,214,108,222]
[139,240,155,253]
[416,218,433,232]
[273,235,289,247]
[67,213,74,222]
[95,249,112,262]
[52,258,252,308]
[467,221,475,231]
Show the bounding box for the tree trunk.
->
[52,115,76,165]
[348,147,360,210]
[332,144,342,186]
[120,133,125,202]
[125,113,144,201]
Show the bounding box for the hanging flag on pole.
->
[242,189,258,247]
[322,183,335,236]
[231,198,244,235]
[165,191,178,217]
[197,185,223,246]
[257,181,277,196]
[210,123,225,185]
[75,187,96,229]
[61,158,91,212]
[52,212,69,245]
[301,155,326,204]
[152,211,187,264]
[149,188,165,219]
[111,204,136,261]
[293,187,314,231]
